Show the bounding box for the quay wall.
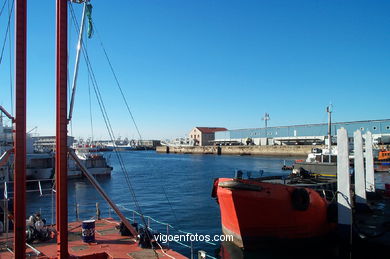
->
[156,145,321,157]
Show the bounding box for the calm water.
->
[25,151,390,258]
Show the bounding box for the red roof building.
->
[189,127,227,146]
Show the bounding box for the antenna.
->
[262,112,270,128]
[326,104,333,161]
[262,113,270,145]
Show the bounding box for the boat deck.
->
[0,218,187,259]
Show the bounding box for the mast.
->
[68,0,88,122]
[56,0,69,257]
[327,105,332,162]
[14,0,27,257]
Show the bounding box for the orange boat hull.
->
[378,150,390,161]
[213,178,335,248]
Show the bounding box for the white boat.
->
[104,137,138,151]
[26,153,54,180]
[0,115,56,181]
[68,150,113,178]
[161,137,195,147]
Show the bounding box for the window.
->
[387,126,390,130]
[373,126,377,130]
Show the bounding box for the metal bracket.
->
[0,106,15,123]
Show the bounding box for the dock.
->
[156,145,317,157]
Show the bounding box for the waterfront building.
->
[32,136,75,152]
[214,119,390,146]
[189,127,227,146]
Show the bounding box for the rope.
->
[68,3,156,255]
[155,241,176,259]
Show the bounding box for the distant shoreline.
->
[156,145,320,157]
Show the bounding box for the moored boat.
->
[68,149,113,178]
[378,150,390,162]
[212,170,337,248]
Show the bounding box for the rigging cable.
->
[77,3,182,245]
[92,8,183,232]
[92,22,143,143]
[68,4,157,255]
[7,0,13,114]
[68,8,73,136]
[0,0,7,17]
[85,36,94,142]
[87,63,94,142]
[0,0,14,66]
[160,181,181,228]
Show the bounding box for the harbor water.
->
[25,151,390,258]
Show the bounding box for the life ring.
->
[291,188,310,211]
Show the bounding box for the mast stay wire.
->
[0,0,8,17]
[87,41,94,142]
[7,0,13,114]
[89,3,183,235]
[90,7,182,231]
[68,9,73,136]
[0,0,14,66]
[92,21,143,143]
[68,4,157,252]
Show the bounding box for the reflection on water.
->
[24,151,390,258]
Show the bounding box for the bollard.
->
[364,131,375,193]
[76,203,79,222]
[336,128,352,241]
[354,130,366,205]
[96,202,101,220]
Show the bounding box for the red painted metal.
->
[56,0,69,257]
[0,219,188,258]
[14,0,27,257]
[213,178,336,248]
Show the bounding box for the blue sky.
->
[0,0,389,140]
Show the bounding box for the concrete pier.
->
[156,145,319,157]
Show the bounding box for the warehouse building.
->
[214,119,390,146]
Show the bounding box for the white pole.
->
[68,2,88,121]
[354,130,366,204]
[365,131,375,192]
[337,128,352,228]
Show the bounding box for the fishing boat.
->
[212,170,337,248]
[68,149,113,178]
[293,106,340,177]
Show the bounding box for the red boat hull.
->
[213,178,335,248]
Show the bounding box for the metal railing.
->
[116,203,218,259]
[0,180,219,259]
